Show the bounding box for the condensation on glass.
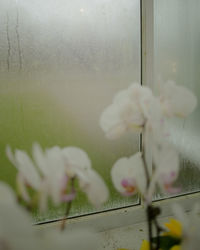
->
[154,0,200,199]
[0,0,141,221]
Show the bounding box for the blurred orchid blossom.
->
[35,145,75,211]
[6,145,42,202]
[61,147,109,208]
[6,144,75,211]
[159,80,197,118]
[147,142,180,201]
[100,81,197,140]
[153,143,179,193]
[100,81,197,201]
[6,144,108,211]
[100,83,155,139]
[61,147,92,178]
[78,168,109,208]
[0,181,102,250]
[0,182,43,250]
[111,153,146,197]
[171,204,200,250]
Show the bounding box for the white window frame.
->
[37,0,200,236]
[38,192,200,233]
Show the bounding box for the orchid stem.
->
[154,219,161,250]
[141,133,150,188]
[60,199,72,231]
[60,178,75,231]
[141,130,153,250]
[147,206,153,250]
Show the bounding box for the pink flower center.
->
[162,171,180,194]
[121,179,136,196]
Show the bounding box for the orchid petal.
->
[6,146,17,166]
[62,147,91,171]
[111,153,146,196]
[32,143,48,176]
[61,192,76,202]
[100,103,127,139]
[0,182,43,250]
[171,203,200,250]
[100,83,154,139]
[39,180,49,212]
[45,147,66,205]
[153,142,179,193]
[16,173,30,202]
[79,169,109,207]
[160,81,197,117]
[0,182,16,204]
[15,150,41,190]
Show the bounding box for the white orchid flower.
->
[62,147,109,207]
[111,152,146,196]
[6,146,41,202]
[78,168,109,208]
[0,182,43,250]
[37,146,76,211]
[100,83,156,139]
[147,142,180,200]
[7,144,108,210]
[6,144,76,211]
[0,181,17,204]
[154,142,179,193]
[171,203,200,250]
[0,182,102,250]
[61,147,92,178]
[159,80,197,117]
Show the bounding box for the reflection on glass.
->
[154,0,200,199]
[0,0,140,221]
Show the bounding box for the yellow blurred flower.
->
[170,245,181,250]
[164,218,182,238]
[140,240,150,250]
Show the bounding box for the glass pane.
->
[0,0,141,221]
[154,0,200,199]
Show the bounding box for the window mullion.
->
[140,0,154,205]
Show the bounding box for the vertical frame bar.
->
[139,0,154,191]
[140,0,154,89]
[140,0,154,151]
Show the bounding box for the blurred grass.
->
[0,83,138,222]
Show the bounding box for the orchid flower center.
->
[60,175,69,192]
[121,179,137,196]
[162,171,176,184]
[60,175,76,202]
[161,171,180,194]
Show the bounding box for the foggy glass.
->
[0,0,140,221]
[154,0,200,199]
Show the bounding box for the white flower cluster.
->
[172,203,200,250]
[100,81,197,201]
[100,81,197,139]
[6,144,109,211]
[0,182,101,250]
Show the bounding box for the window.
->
[154,0,200,198]
[0,0,199,225]
[0,0,141,222]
